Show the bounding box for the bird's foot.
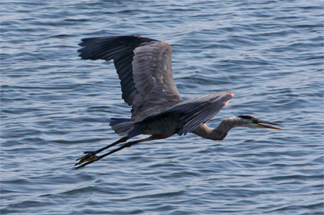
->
[75,151,98,166]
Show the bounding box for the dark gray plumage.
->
[75,35,283,169]
[78,36,181,120]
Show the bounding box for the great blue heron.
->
[75,35,283,169]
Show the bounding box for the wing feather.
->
[130,41,182,120]
[147,91,234,135]
[78,36,158,106]
[78,36,182,120]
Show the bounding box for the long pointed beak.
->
[257,120,284,130]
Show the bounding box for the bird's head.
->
[237,115,283,130]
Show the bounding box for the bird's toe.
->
[75,154,98,166]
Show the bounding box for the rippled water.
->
[1,0,323,214]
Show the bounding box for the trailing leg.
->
[75,136,129,166]
[75,135,158,169]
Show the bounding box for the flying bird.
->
[75,35,283,169]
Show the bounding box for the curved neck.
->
[192,117,242,140]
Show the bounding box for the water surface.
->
[1,0,323,214]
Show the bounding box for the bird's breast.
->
[141,113,182,138]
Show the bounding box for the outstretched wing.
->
[146,91,234,135]
[78,36,182,120]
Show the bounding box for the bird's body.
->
[75,35,283,169]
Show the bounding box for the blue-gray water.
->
[1,0,323,214]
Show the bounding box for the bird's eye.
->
[252,119,258,124]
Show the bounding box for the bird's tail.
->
[110,118,135,136]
